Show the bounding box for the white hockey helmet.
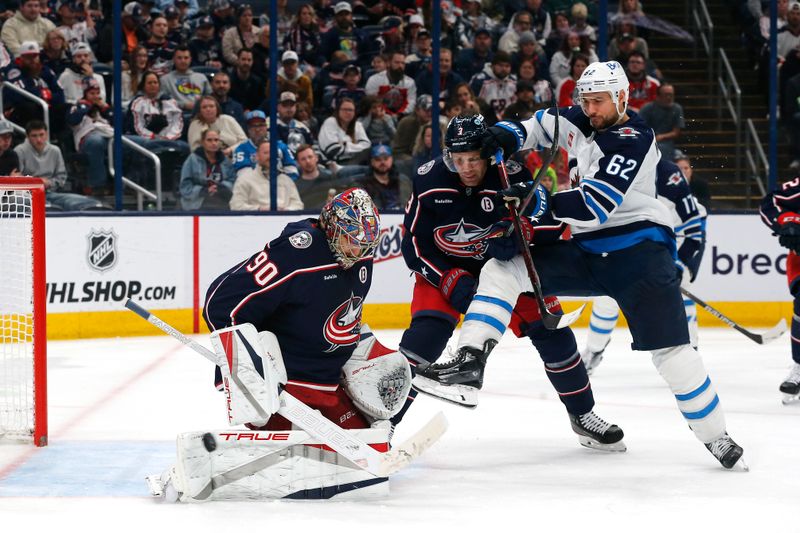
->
[576,61,630,119]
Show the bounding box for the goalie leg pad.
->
[651,344,727,443]
[210,324,286,427]
[159,429,390,502]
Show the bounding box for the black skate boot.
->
[704,432,747,470]
[779,363,800,404]
[416,340,498,389]
[569,410,626,452]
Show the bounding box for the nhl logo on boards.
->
[289,230,312,249]
[87,229,117,272]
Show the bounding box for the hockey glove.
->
[496,182,550,220]
[485,217,535,261]
[480,124,521,160]
[676,237,705,283]
[778,213,800,253]
[439,268,477,314]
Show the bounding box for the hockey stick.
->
[495,150,584,330]
[125,299,448,477]
[680,288,787,344]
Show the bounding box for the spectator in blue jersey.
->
[231,110,299,180]
[189,15,223,69]
[355,143,410,211]
[454,28,494,82]
[179,128,235,211]
[210,71,245,128]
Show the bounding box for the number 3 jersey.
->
[497,107,675,254]
[203,218,373,385]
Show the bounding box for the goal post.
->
[0,178,47,446]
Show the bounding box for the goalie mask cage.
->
[0,178,47,446]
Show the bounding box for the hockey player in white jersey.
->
[582,158,707,373]
[422,61,746,469]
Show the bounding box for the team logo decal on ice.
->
[666,171,684,186]
[505,160,522,174]
[615,127,640,138]
[289,230,312,249]
[418,160,435,175]
[433,218,493,258]
[323,293,363,351]
[359,266,368,283]
[86,229,118,272]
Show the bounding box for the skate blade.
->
[781,392,800,405]
[577,435,627,453]
[145,474,166,497]
[734,458,750,472]
[412,375,479,409]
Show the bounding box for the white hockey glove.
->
[341,325,412,420]
[210,324,287,427]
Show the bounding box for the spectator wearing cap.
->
[5,41,67,137]
[283,3,323,70]
[569,2,596,42]
[231,109,299,179]
[272,50,313,109]
[639,83,685,162]
[1,0,56,56]
[400,13,424,56]
[365,50,417,117]
[355,143,410,211]
[228,47,263,111]
[164,5,188,45]
[549,32,598,87]
[210,71,245,127]
[210,0,235,37]
[511,30,550,82]
[625,51,660,112]
[454,0,497,50]
[161,45,211,115]
[189,16,223,69]
[159,0,199,19]
[97,2,148,63]
[187,95,246,153]
[40,28,70,76]
[524,0,552,45]
[404,28,432,79]
[261,91,315,158]
[415,48,464,107]
[222,3,259,67]
[59,42,105,105]
[55,1,96,55]
[319,2,365,65]
[469,50,517,122]
[294,143,338,209]
[179,128,236,210]
[555,52,589,107]
[454,28,494,81]
[331,63,366,109]
[391,94,432,162]
[230,139,304,211]
[779,2,800,60]
[0,121,21,175]
[318,97,371,179]
[498,10,535,54]
[357,94,396,145]
[66,76,113,195]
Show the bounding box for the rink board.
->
[41,213,789,339]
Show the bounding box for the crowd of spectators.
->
[0,0,695,212]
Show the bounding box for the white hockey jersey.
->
[497,106,674,254]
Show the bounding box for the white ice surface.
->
[1,328,798,532]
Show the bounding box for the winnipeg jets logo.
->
[433,218,493,258]
[615,127,640,138]
[322,293,363,352]
[666,171,684,186]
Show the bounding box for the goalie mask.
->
[576,61,630,124]
[320,187,380,269]
[442,113,487,172]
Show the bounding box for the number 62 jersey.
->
[203,218,373,386]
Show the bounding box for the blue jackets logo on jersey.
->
[433,219,494,258]
[323,293,363,352]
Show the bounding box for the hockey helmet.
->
[320,187,380,269]
[443,114,487,172]
[576,61,630,120]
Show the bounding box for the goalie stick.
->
[680,288,787,345]
[125,299,448,477]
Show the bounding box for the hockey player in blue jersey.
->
[760,177,800,403]
[422,61,745,469]
[398,114,626,451]
[581,158,707,373]
[203,187,387,431]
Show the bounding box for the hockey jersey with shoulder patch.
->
[402,156,565,288]
[760,177,800,232]
[497,107,674,254]
[656,159,706,247]
[203,218,373,385]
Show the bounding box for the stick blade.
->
[542,303,586,330]
[756,318,788,345]
[379,412,448,476]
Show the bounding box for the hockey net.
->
[0,178,47,446]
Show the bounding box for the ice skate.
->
[581,339,609,376]
[569,410,626,452]
[704,433,748,471]
[416,340,497,390]
[780,363,800,405]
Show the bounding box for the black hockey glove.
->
[677,237,705,283]
[778,213,800,253]
[480,124,521,160]
[496,182,550,220]
[485,217,535,261]
[439,268,477,314]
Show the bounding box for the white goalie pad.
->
[341,325,412,419]
[210,324,287,427]
[147,428,390,502]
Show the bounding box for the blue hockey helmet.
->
[443,114,487,172]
